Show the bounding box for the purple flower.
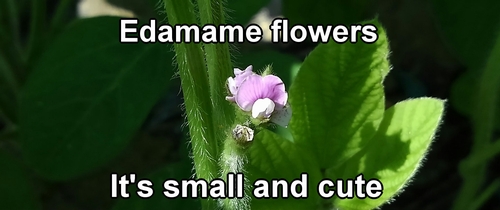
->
[235,74,287,117]
[226,65,255,102]
[226,65,289,124]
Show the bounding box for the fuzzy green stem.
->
[163,0,220,209]
[196,0,235,141]
[219,133,251,210]
[453,34,500,210]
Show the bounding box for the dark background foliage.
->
[0,0,499,209]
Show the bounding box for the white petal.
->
[225,96,235,101]
[227,77,237,94]
[270,105,292,127]
[252,98,275,118]
[234,68,244,75]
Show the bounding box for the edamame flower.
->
[226,65,291,127]
[225,65,255,102]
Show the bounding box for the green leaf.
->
[19,16,174,181]
[332,98,445,210]
[283,0,374,25]
[288,19,389,169]
[431,0,500,68]
[247,130,322,210]
[112,160,200,210]
[0,152,41,210]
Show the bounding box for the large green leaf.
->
[432,0,500,68]
[247,130,323,210]
[283,0,374,25]
[20,16,174,181]
[332,98,445,209]
[0,152,41,210]
[288,19,389,169]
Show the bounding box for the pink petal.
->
[234,65,253,76]
[227,77,237,95]
[234,66,255,86]
[235,74,288,111]
[262,75,287,109]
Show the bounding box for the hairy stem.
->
[196,0,235,143]
[219,132,251,210]
[163,0,220,209]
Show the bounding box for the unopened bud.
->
[232,124,254,144]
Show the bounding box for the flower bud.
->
[232,124,254,144]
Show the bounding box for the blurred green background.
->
[0,0,499,209]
